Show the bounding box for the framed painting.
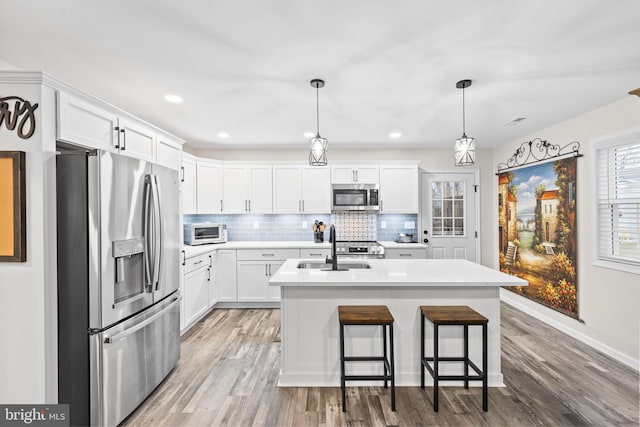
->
[498,157,578,318]
[0,151,26,262]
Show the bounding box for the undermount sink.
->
[296,261,371,270]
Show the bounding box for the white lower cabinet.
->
[236,249,298,302]
[299,248,330,259]
[385,248,427,259]
[182,252,213,329]
[217,249,238,301]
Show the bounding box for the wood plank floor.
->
[123,304,639,426]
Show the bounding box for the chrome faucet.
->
[325,224,339,271]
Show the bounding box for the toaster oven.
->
[184,223,227,245]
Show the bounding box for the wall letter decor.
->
[0,95,39,139]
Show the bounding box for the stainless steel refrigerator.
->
[56,143,181,426]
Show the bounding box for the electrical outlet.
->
[253,221,259,229]
[404,221,416,229]
[380,221,387,229]
[302,221,308,229]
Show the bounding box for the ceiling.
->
[1,0,639,151]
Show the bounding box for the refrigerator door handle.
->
[143,176,153,289]
[104,296,181,344]
[151,175,162,291]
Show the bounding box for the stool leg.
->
[390,322,396,411]
[433,323,439,412]
[420,313,425,389]
[482,323,488,412]
[340,323,346,412]
[383,324,388,389]
[464,324,469,389]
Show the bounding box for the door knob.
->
[423,238,429,243]
[423,230,428,234]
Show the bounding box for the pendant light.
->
[308,79,328,166]
[454,79,476,166]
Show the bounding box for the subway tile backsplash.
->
[184,213,418,242]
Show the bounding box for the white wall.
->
[491,96,640,368]
[0,79,58,403]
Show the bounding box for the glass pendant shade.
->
[454,134,476,165]
[309,134,328,166]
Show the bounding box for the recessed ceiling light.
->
[304,132,315,138]
[505,117,526,126]
[217,132,229,138]
[164,94,183,104]
[390,132,402,139]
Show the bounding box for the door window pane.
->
[431,180,465,237]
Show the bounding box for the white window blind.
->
[596,134,640,270]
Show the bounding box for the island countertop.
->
[269,258,527,287]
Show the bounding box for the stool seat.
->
[339,305,395,412]
[339,305,394,324]
[420,305,488,325]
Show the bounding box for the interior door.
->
[421,171,478,261]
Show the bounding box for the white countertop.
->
[183,241,331,258]
[269,258,528,287]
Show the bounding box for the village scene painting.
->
[498,157,578,318]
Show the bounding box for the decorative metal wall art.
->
[496,138,582,173]
[0,95,39,139]
[0,151,27,262]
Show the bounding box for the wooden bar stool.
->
[338,305,396,412]
[420,305,488,412]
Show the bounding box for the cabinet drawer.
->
[184,252,212,274]
[385,248,427,259]
[299,248,331,259]
[236,248,299,261]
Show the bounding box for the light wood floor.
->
[123,304,639,426]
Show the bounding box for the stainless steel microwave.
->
[331,184,380,211]
[184,223,227,245]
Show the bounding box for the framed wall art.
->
[0,151,26,262]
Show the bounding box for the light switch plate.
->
[302,221,308,229]
[253,221,259,229]
[404,221,416,229]
[380,221,387,229]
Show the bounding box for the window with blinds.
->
[595,131,640,271]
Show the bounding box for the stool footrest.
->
[422,357,484,376]
[343,375,393,381]
[344,356,387,362]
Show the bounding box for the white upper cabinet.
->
[181,153,197,214]
[273,165,330,213]
[196,160,223,214]
[57,90,183,164]
[57,91,119,151]
[301,166,330,213]
[116,117,155,162]
[223,165,272,213]
[379,165,419,213]
[331,165,379,184]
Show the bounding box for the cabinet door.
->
[196,161,223,213]
[156,135,182,171]
[273,166,302,213]
[181,156,197,214]
[208,253,217,307]
[237,261,269,301]
[301,166,330,213]
[354,166,379,184]
[331,166,357,183]
[248,166,272,213]
[267,261,284,301]
[379,165,419,213]
[183,267,210,326]
[117,117,156,162]
[57,91,118,150]
[217,250,237,301]
[223,166,249,213]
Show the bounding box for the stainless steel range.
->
[336,241,385,259]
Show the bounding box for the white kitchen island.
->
[269,258,527,387]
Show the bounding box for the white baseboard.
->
[501,293,639,372]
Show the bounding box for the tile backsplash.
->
[184,213,418,242]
